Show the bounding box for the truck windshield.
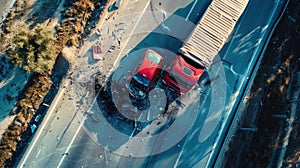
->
[146,51,162,65]
[168,72,193,90]
[183,66,192,75]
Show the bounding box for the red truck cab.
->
[163,55,204,94]
[128,49,164,99]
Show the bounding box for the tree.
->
[7,24,58,74]
[74,0,95,12]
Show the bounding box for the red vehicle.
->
[163,55,204,94]
[128,49,164,99]
[92,41,102,60]
[163,0,248,94]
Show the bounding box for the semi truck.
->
[163,0,249,94]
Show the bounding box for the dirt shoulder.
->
[224,0,300,167]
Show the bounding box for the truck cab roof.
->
[171,55,204,85]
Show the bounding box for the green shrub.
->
[7,24,58,75]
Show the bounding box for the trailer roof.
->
[179,0,249,67]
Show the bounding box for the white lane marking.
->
[186,0,198,21]
[56,111,85,167]
[111,0,151,72]
[35,149,41,158]
[57,1,151,167]
[19,82,69,167]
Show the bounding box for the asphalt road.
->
[16,0,289,168]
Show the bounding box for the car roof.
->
[137,49,164,80]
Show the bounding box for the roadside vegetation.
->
[0,0,109,166]
[0,0,27,54]
[7,24,57,74]
[0,75,51,167]
[56,0,95,48]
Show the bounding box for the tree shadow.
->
[25,0,70,29]
[0,55,30,122]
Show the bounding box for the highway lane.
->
[17,0,289,167]
[170,0,290,167]
[108,1,289,167]
[17,0,155,167]
[107,0,290,167]
[56,0,212,167]
[68,0,288,167]
[17,0,206,167]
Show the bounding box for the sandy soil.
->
[0,63,30,137]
